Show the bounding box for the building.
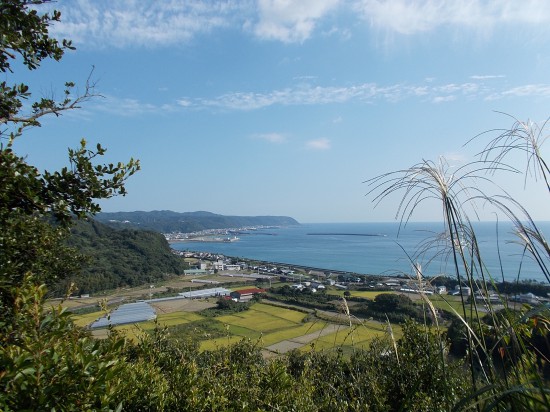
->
[184,269,208,276]
[178,287,230,299]
[473,290,502,304]
[229,288,266,302]
[435,286,447,294]
[213,260,225,271]
[451,285,471,296]
[512,293,539,304]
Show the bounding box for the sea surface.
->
[171,222,550,283]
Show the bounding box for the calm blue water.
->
[171,222,550,283]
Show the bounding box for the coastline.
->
[170,221,550,283]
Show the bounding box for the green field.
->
[71,310,105,327]
[329,290,394,299]
[73,301,410,355]
[302,320,401,352]
[205,303,322,350]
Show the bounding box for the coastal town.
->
[173,249,548,306]
[163,225,280,243]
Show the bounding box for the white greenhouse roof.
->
[90,301,156,329]
[178,287,230,299]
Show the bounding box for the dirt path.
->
[265,323,350,354]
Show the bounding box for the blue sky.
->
[11,0,550,223]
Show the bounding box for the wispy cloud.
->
[251,0,340,43]
[470,74,506,80]
[199,81,485,110]
[49,0,246,48]
[252,132,287,143]
[433,95,456,103]
[355,0,550,35]
[177,99,193,107]
[502,84,550,97]
[88,80,550,116]
[443,152,468,164]
[44,0,550,48]
[485,84,550,100]
[306,138,331,150]
[90,95,167,116]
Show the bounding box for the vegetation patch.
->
[156,311,204,326]
[70,310,105,327]
[305,322,402,352]
[260,321,329,346]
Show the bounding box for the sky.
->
[10,0,550,223]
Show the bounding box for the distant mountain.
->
[95,210,300,233]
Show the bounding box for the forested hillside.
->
[56,220,186,295]
[95,210,299,232]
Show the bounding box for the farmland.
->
[72,299,401,355]
[66,275,459,356]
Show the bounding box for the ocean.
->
[170,221,550,283]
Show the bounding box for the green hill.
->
[95,210,300,233]
[56,219,186,295]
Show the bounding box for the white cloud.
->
[252,0,340,43]
[502,84,550,97]
[252,132,287,143]
[91,95,165,116]
[177,99,193,107]
[49,0,247,48]
[43,0,550,48]
[306,138,331,150]
[470,74,506,80]
[200,81,488,110]
[443,152,468,164]
[433,95,456,103]
[88,80,550,116]
[355,0,550,35]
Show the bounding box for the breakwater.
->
[307,233,384,237]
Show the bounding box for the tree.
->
[0,0,139,310]
[1,2,139,409]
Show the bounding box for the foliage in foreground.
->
[366,113,550,410]
[1,277,471,411]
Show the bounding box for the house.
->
[184,269,208,276]
[230,288,266,302]
[451,285,471,296]
[473,290,502,304]
[213,260,225,271]
[435,286,447,294]
[511,293,539,304]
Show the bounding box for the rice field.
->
[156,311,204,326]
[71,310,105,327]
[303,321,402,352]
[72,301,401,355]
[329,290,394,299]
